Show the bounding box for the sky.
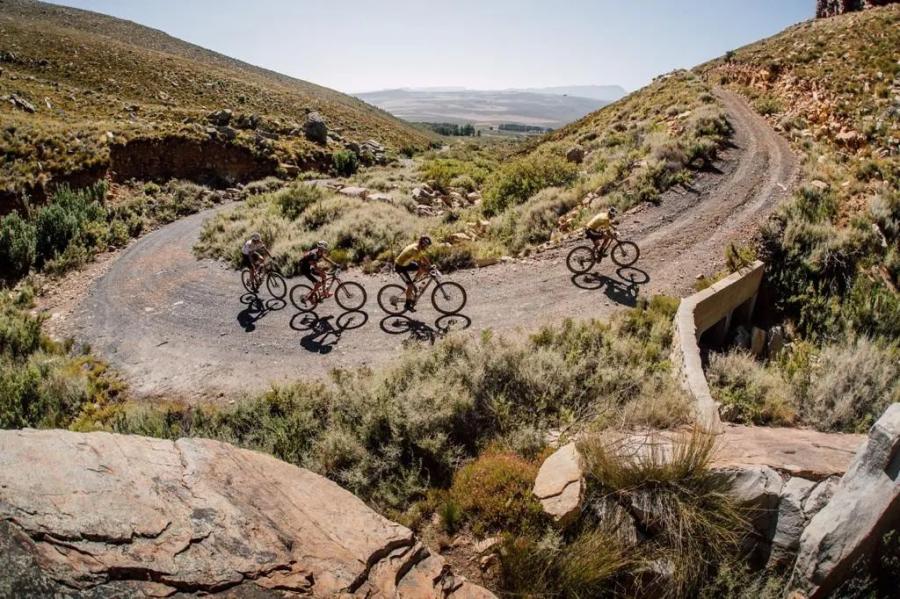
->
[48,0,813,94]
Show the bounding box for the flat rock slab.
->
[712,424,865,480]
[0,429,494,598]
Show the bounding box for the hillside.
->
[355,88,609,128]
[698,4,899,342]
[0,0,432,209]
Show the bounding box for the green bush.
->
[276,183,324,220]
[707,351,797,426]
[482,153,578,214]
[332,150,359,176]
[0,212,37,280]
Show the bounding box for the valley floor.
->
[44,90,797,400]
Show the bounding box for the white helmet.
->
[250,232,262,242]
[316,240,328,250]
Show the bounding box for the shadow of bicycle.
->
[289,309,369,354]
[379,313,472,345]
[570,266,650,308]
[237,293,287,332]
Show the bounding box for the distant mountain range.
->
[354,85,627,129]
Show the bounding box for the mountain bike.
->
[566,230,640,274]
[378,266,467,315]
[289,267,367,312]
[241,257,287,299]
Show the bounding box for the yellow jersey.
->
[586,212,612,231]
[395,243,423,267]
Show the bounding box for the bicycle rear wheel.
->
[266,272,287,299]
[241,269,258,293]
[432,281,466,314]
[335,281,367,311]
[290,284,316,311]
[566,246,596,274]
[377,284,408,315]
[611,241,640,267]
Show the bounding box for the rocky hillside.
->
[699,4,899,342]
[816,0,899,18]
[0,0,432,209]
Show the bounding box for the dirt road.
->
[57,90,797,399]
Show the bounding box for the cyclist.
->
[585,207,619,257]
[241,233,271,284]
[395,235,432,312]
[298,240,338,299]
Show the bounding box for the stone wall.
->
[670,260,765,430]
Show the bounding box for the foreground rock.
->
[790,403,900,598]
[532,442,584,524]
[0,429,494,598]
[303,111,328,144]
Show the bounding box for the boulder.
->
[790,403,900,598]
[303,111,328,144]
[750,326,766,357]
[338,186,369,199]
[767,325,786,358]
[532,442,584,525]
[10,94,35,113]
[207,109,232,126]
[768,477,817,568]
[566,145,585,164]
[802,476,839,517]
[368,192,393,203]
[0,429,493,598]
[713,465,783,536]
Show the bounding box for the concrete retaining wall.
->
[671,260,766,430]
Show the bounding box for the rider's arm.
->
[324,255,339,268]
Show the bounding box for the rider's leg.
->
[317,270,331,297]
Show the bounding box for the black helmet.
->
[608,207,618,218]
[419,235,432,247]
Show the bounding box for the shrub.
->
[797,337,899,433]
[448,450,543,535]
[332,150,359,176]
[482,153,578,214]
[0,212,37,280]
[707,351,797,426]
[579,430,748,595]
[276,183,324,220]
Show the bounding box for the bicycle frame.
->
[411,269,442,302]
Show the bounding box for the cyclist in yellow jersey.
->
[395,235,432,312]
[585,206,619,256]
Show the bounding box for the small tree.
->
[0,212,37,280]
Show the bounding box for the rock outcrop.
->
[790,403,900,598]
[532,442,584,524]
[0,429,494,598]
[816,0,898,18]
[303,111,328,144]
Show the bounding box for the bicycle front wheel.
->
[241,269,257,293]
[611,241,640,267]
[335,281,367,311]
[432,281,467,314]
[377,284,408,315]
[566,246,596,274]
[265,272,287,298]
[289,284,315,311]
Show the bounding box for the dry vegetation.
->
[699,4,899,433]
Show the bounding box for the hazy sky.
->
[48,0,812,93]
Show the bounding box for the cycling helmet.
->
[316,240,328,250]
[607,207,618,218]
[419,235,432,247]
[250,232,262,242]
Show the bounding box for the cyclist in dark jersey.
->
[298,241,338,298]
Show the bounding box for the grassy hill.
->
[0,0,432,207]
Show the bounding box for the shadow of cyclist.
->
[237,293,286,332]
[570,266,650,308]
[290,309,369,354]
[378,313,472,345]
